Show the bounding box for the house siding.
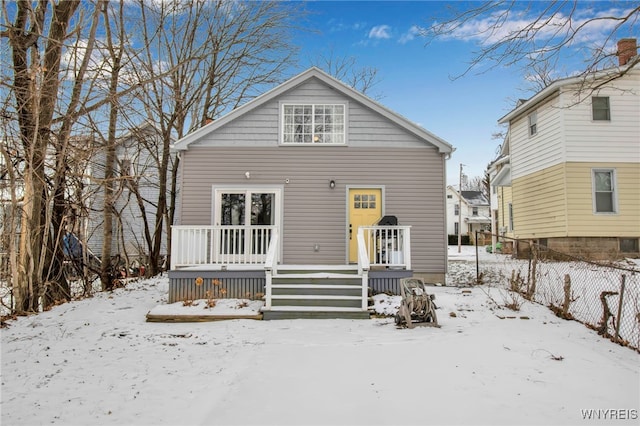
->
[565,162,640,237]
[510,94,564,180]
[86,129,171,260]
[511,163,567,238]
[495,186,513,235]
[563,75,640,163]
[178,145,447,274]
[191,77,428,149]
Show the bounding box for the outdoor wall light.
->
[245,171,251,179]
[329,179,336,189]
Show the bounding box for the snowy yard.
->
[1,248,639,425]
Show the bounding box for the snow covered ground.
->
[1,247,639,425]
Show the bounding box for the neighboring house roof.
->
[461,191,489,206]
[171,67,454,154]
[447,186,490,206]
[498,63,639,124]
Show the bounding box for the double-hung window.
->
[282,103,346,144]
[592,169,617,213]
[592,96,610,121]
[528,111,537,136]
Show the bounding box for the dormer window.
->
[281,103,346,144]
[528,111,537,136]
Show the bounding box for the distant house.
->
[490,39,640,259]
[85,122,173,267]
[445,186,491,244]
[169,67,454,319]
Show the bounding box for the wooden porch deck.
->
[166,226,412,319]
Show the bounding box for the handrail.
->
[264,229,279,310]
[264,229,279,274]
[357,230,370,310]
[356,231,370,275]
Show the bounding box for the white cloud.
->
[437,6,635,50]
[399,25,423,44]
[368,25,392,39]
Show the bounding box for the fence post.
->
[527,240,537,299]
[562,274,571,317]
[615,274,626,342]
[475,230,480,284]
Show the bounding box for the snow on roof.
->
[461,190,489,206]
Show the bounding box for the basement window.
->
[620,238,639,253]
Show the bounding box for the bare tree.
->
[122,0,306,275]
[310,49,382,98]
[422,2,640,82]
[2,0,85,312]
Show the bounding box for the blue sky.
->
[290,1,636,185]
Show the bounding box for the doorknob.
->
[349,224,352,240]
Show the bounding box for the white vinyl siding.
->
[564,74,640,163]
[510,95,563,180]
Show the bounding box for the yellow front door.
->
[348,188,382,263]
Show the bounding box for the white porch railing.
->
[171,225,411,271]
[359,226,412,270]
[171,225,277,269]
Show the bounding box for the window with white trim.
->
[592,169,617,213]
[282,104,345,144]
[528,111,537,136]
[592,96,610,121]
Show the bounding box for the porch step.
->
[262,306,370,320]
[271,295,362,308]
[262,266,368,320]
[272,285,361,297]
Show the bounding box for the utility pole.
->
[457,163,465,253]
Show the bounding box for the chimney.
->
[617,38,637,66]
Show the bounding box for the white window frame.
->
[592,169,618,214]
[592,96,611,121]
[528,111,538,136]
[280,102,347,145]
[212,186,283,227]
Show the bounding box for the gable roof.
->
[461,191,489,206]
[447,186,490,206]
[172,67,453,153]
[498,63,639,124]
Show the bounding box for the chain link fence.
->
[476,234,640,352]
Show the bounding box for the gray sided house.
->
[170,67,453,319]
